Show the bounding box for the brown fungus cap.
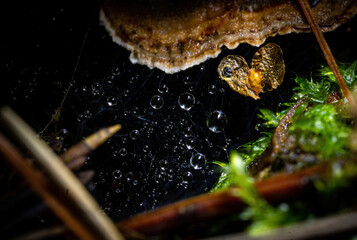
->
[100,0,357,74]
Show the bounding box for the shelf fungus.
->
[100,0,357,74]
[218,43,285,99]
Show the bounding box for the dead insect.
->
[218,43,285,99]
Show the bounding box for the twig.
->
[118,164,328,236]
[0,132,96,240]
[60,124,121,164]
[204,210,357,240]
[10,225,66,240]
[298,0,357,118]
[248,97,307,176]
[0,106,124,240]
[0,124,121,235]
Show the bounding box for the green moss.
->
[210,61,357,235]
[214,153,300,236]
[319,61,357,88]
[289,104,352,159]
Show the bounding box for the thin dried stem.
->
[0,132,96,240]
[298,0,357,117]
[60,124,121,164]
[118,164,328,236]
[11,225,66,240]
[0,107,124,240]
[207,210,357,240]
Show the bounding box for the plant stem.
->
[298,0,357,118]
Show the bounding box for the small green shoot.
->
[221,152,298,236]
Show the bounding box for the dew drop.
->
[130,130,140,140]
[206,110,228,133]
[190,153,206,169]
[158,84,168,94]
[183,76,191,84]
[119,148,127,156]
[181,171,193,184]
[178,92,195,111]
[123,89,129,97]
[185,138,195,150]
[112,170,122,179]
[91,82,100,95]
[143,145,150,152]
[150,95,164,109]
[107,96,117,107]
[208,85,217,94]
[183,127,193,137]
[126,172,134,181]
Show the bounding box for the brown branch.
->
[118,164,328,236]
[207,210,357,240]
[248,97,307,176]
[60,124,121,166]
[298,0,357,118]
[0,132,97,240]
[0,106,124,240]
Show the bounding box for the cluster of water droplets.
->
[68,60,240,220]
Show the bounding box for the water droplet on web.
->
[123,89,129,97]
[185,138,195,150]
[91,82,100,95]
[183,127,193,137]
[158,84,168,94]
[119,148,127,156]
[183,76,192,84]
[207,110,228,133]
[112,67,120,76]
[112,170,122,179]
[121,137,128,144]
[150,95,164,109]
[107,96,117,107]
[190,153,206,169]
[130,129,140,140]
[208,85,217,94]
[154,174,164,184]
[143,145,150,152]
[181,171,193,184]
[126,172,134,181]
[178,92,195,111]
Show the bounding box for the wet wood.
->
[248,97,307,176]
[118,164,328,236]
[206,210,357,240]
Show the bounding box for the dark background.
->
[0,0,356,237]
